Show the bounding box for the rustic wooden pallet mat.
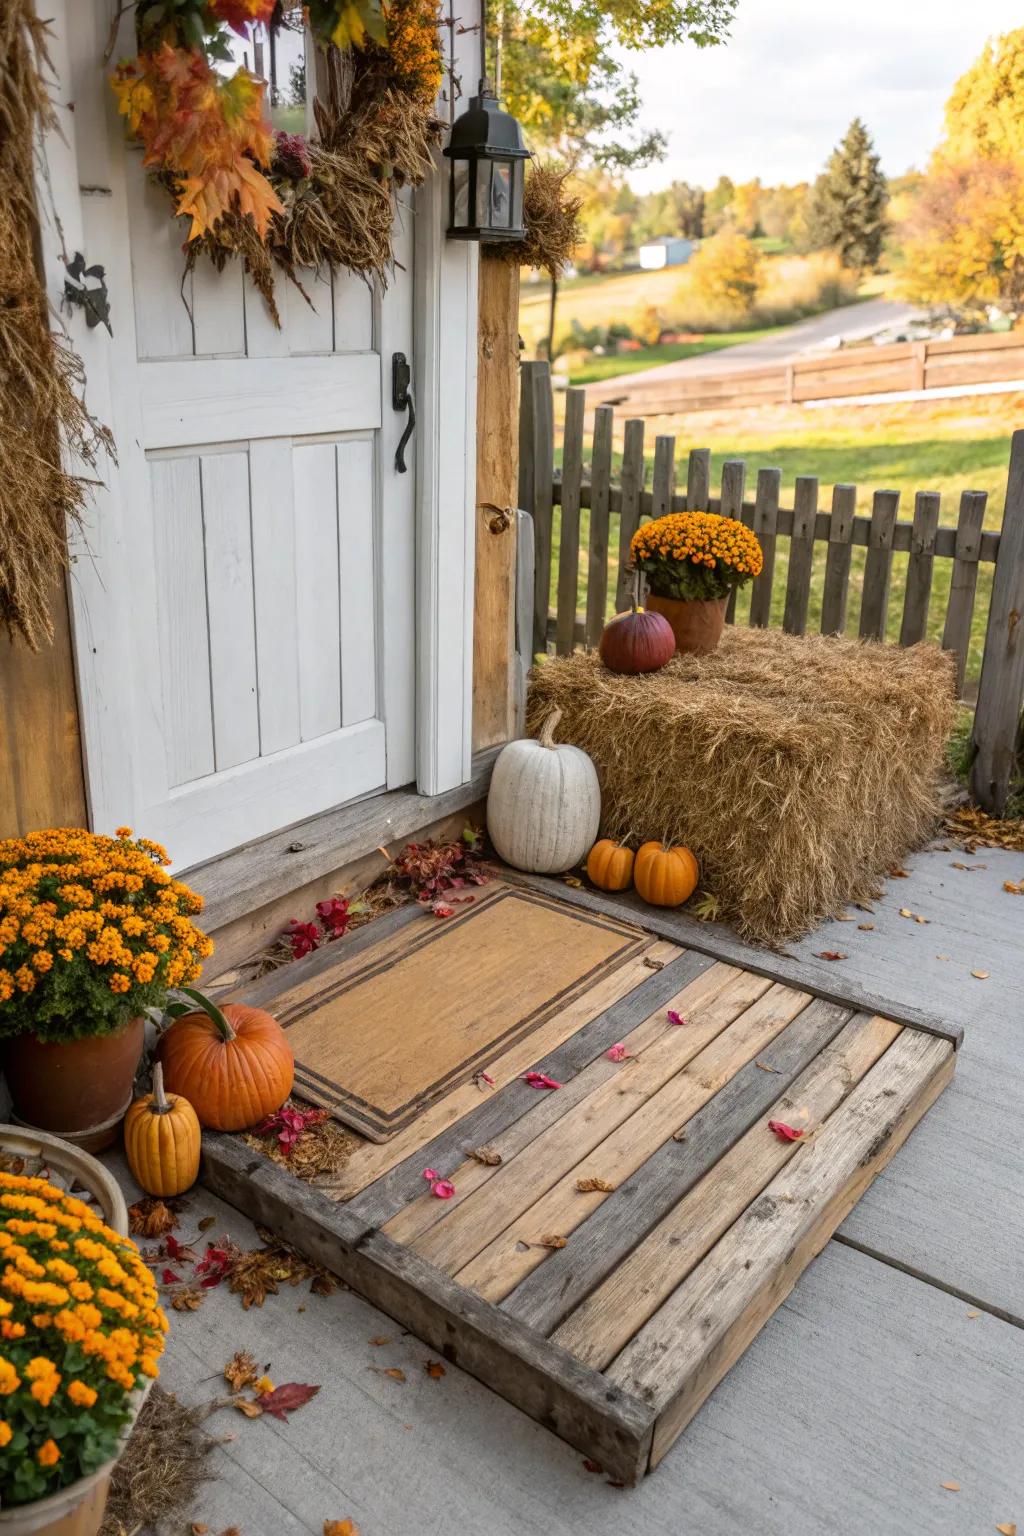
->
[203,884,957,1483]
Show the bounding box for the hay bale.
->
[526,629,957,943]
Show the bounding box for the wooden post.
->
[859,490,900,640]
[652,437,677,519]
[556,389,585,656]
[686,448,710,512]
[748,468,781,629]
[782,477,818,636]
[971,431,1024,814]
[899,490,940,647]
[518,360,554,660]
[616,419,646,612]
[941,490,987,698]
[820,484,856,636]
[473,258,521,751]
[585,406,614,648]
[720,460,746,624]
[513,510,535,737]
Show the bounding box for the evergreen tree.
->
[808,118,888,270]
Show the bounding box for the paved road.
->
[586,295,924,405]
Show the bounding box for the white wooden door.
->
[57,7,417,869]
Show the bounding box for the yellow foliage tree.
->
[686,231,763,319]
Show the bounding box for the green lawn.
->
[541,394,1019,689]
[567,331,774,386]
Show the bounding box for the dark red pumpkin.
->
[599,602,675,674]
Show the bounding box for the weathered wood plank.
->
[503,872,963,1048]
[899,490,940,647]
[615,419,645,611]
[686,448,711,512]
[556,388,585,656]
[608,1030,954,1469]
[453,981,812,1302]
[501,996,853,1334]
[971,429,1024,814]
[941,489,986,697]
[349,947,712,1231]
[331,940,681,1201]
[585,405,613,647]
[721,460,747,624]
[344,1232,655,1486]
[201,1129,372,1255]
[858,489,900,641]
[518,360,554,659]
[782,476,818,636]
[415,968,772,1278]
[747,468,780,629]
[651,435,676,520]
[820,483,856,636]
[553,1011,901,1368]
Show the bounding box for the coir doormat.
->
[258,885,647,1142]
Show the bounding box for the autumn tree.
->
[807,118,888,271]
[895,29,1024,317]
[687,230,762,318]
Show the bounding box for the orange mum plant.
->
[0,1171,166,1505]
[0,828,213,1043]
[631,511,764,603]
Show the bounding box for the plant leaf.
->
[257,1381,321,1420]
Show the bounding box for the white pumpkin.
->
[487,707,601,873]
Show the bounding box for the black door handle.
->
[392,352,415,474]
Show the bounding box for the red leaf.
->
[161,1267,183,1285]
[524,1072,561,1090]
[768,1120,806,1142]
[666,1010,687,1026]
[815,951,848,962]
[257,1381,321,1421]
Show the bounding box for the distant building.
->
[637,236,694,271]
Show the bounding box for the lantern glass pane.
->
[491,161,512,228]
[452,158,471,227]
[475,160,491,228]
[511,164,524,231]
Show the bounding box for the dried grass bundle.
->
[0,2,112,647]
[492,163,583,278]
[526,629,957,942]
[100,1388,216,1536]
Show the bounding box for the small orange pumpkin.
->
[586,839,635,892]
[156,990,294,1132]
[633,841,699,907]
[124,1062,201,1197]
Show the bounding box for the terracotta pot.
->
[646,593,728,655]
[4,1019,144,1152]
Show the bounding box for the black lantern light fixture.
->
[443,7,531,241]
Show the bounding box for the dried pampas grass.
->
[0,2,112,647]
[492,163,583,278]
[526,629,957,942]
[100,1388,217,1536]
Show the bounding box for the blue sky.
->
[625,1,1022,191]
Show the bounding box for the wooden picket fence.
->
[516,360,1024,816]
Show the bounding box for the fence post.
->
[971,431,1024,814]
[615,419,646,612]
[941,490,987,698]
[518,361,554,659]
[513,509,535,737]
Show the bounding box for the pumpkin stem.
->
[150,1061,173,1116]
[178,985,237,1042]
[538,707,563,748]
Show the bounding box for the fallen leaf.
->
[971,970,990,980]
[576,1177,615,1193]
[914,915,930,924]
[431,1179,455,1200]
[324,1523,359,1536]
[666,1009,686,1026]
[815,951,847,961]
[899,908,913,918]
[966,1310,981,1320]
[641,956,665,971]
[233,1396,264,1419]
[195,1241,240,1290]
[890,867,910,877]
[536,1234,568,1249]
[857,922,875,931]
[854,901,874,912]
[128,1197,178,1238]
[754,1059,782,1074]
[368,1366,407,1383]
[257,1381,321,1421]
[1004,880,1024,895]
[169,1286,205,1312]
[940,1480,961,1492]
[161,1267,183,1286]
[223,1351,259,1392]
[768,1120,806,1142]
[605,1042,632,1062]
[582,1459,603,1474]
[834,913,855,922]
[191,1526,209,1535]
[524,1072,561,1090]
[563,875,583,888]
[370,1335,391,1347]
[672,1127,688,1142]
[424,1360,446,1379]
[995,1523,1017,1535]
[474,1070,496,1089]
[198,1215,216,1232]
[936,953,951,961]
[467,1146,502,1166]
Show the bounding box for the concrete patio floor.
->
[127,840,1024,1535]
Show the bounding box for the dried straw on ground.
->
[101,1388,216,1536]
[526,628,957,942]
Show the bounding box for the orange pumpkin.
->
[156,991,294,1132]
[124,1062,201,1197]
[586,839,635,892]
[633,841,699,907]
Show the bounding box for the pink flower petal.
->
[422,1167,441,1182]
[431,1179,456,1199]
[666,1009,687,1026]
[524,1072,562,1090]
[606,1043,630,1062]
[768,1120,806,1142]
[480,1071,495,1086]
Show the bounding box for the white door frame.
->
[38,1,477,845]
